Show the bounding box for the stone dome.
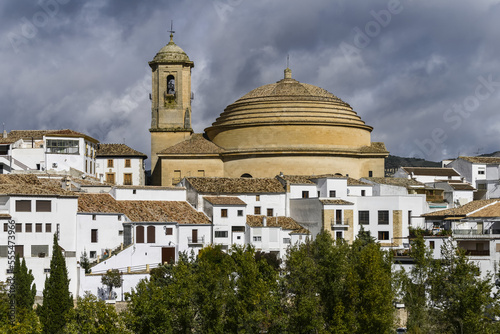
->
[150,35,193,64]
[205,69,373,151]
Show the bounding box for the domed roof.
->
[206,69,371,133]
[150,35,193,65]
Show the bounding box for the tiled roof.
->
[78,193,210,224]
[459,156,500,164]
[278,175,316,184]
[401,167,460,177]
[449,183,475,191]
[185,177,285,194]
[114,185,182,190]
[159,134,224,155]
[5,129,98,143]
[320,199,354,205]
[0,214,12,219]
[423,199,500,217]
[468,201,500,218]
[363,177,425,188]
[347,177,371,186]
[0,174,76,197]
[96,143,147,158]
[359,142,389,153]
[246,215,309,234]
[204,196,247,206]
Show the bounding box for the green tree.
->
[37,234,73,334]
[0,281,10,331]
[13,255,36,313]
[101,269,123,299]
[80,251,91,274]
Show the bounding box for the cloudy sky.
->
[2,0,500,168]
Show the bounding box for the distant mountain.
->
[478,151,500,157]
[385,155,440,176]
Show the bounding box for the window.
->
[378,210,389,225]
[329,190,336,197]
[283,238,291,244]
[36,200,51,212]
[336,210,342,224]
[478,183,487,190]
[136,226,144,243]
[46,139,79,154]
[254,207,261,215]
[15,224,22,232]
[336,231,343,240]
[90,251,96,258]
[106,173,115,184]
[253,236,262,242]
[31,245,48,257]
[118,215,122,221]
[125,159,131,168]
[368,171,373,177]
[3,223,7,232]
[359,211,369,225]
[302,191,309,199]
[107,159,114,168]
[147,226,155,243]
[118,230,123,236]
[378,231,389,240]
[478,169,485,175]
[237,210,243,217]
[197,170,205,177]
[167,75,175,94]
[429,241,435,250]
[92,215,96,221]
[16,200,31,212]
[215,231,228,238]
[36,223,42,232]
[232,226,245,232]
[45,223,51,233]
[192,229,198,243]
[25,223,32,233]
[91,229,98,243]
[165,227,173,235]
[15,245,23,257]
[408,210,412,226]
[221,209,228,218]
[267,208,274,217]
[256,195,260,201]
[123,173,132,185]
[361,190,366,196]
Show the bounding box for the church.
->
[149,33,389,186]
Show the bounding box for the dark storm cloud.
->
[1,0,499,168]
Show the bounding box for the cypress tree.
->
[13,254,36,313]
[38,234,73,334]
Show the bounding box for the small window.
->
[478,184,487,190]
[368,171,373,177]
[125,159,131,168]
[254,207,261,215]
[133,189,137,194]
[46,223,51,233]
[3,223,7,232]
[221,209,228,218]
[124,173,132,185]
[329,190,336,198]
[237,210,243,217]
[165,227,173,235]
[302,191,309,199]
[232,226,245,232]
[106,173,115,185]
[256,195,260,201]
[361,190,366,197]
[197,170,205,177]
[118,215,122,221]
[36,223,42,233]
[253,236,262,242]
[136,226,144,243]
[267,208,274,217]
[92,215,96,221]
[25,223,32,233]
[44,268,51,273]
[91,229,98,243]
[429,241,435,250]
[118,230,123,236]
[378,211,389,225]
[359,211,369,225]
[378,231,389,241]
[478,169,485,175]
[215,231,228,238]
[107,159,114,168]
[16,200,31,212]
[36,200,51,212]
[89,251,96,258]
[408,210,412,226]
[283,238,291,244]
[15,224,22,232]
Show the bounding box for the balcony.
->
[331,219,350,230]
[463,249,490,256]
[187,236,205,245]
[453,229,500,239]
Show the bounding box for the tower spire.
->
[168,20,175,41]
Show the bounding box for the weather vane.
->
[168,20,175,38]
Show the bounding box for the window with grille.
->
[215,231,228,238]
[378,211,389,225]
[378,231,389,240]
[359,211,369,225]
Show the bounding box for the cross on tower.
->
[168,20,175,38]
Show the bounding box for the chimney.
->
[263,216,267,227]
[2,130,6,139]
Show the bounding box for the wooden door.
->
[106,173,115,184]
[147,226,155,243]
[136,226,144,243]
[162,247,176,264]
[192,229,198,243]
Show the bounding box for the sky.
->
[2,0,500,169]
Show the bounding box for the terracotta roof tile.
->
[0,174,76,197]
[204,196,247,206]
[402,167,460,177]
[449,183,475,191]
[159,134,224,155]
[320,199,354,205]
[185,177,285,194]
[6,129,98,143]
[459,156,500,164]
[78,193,210,224]
[423,199,500,217]
[468,201,500,218]
[363,177,425,188]
[246,215,309,234]
[97,143,147,158]
[0,214,12,219]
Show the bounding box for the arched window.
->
[167,75,175,95]
[241,173,253,178]
[147,226,156,243]
[136,226,144,244]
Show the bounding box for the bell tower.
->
[149,31,194,182]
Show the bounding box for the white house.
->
[95,143,147,186]
[393,167,462,183]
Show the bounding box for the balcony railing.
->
[187,236,205,245]
[453,229,500,238]
[464,250,490,256]
[331,219,350,230]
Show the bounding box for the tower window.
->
[167,75,175,95]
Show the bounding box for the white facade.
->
[448,158,500,199]
[96,156,145,186]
